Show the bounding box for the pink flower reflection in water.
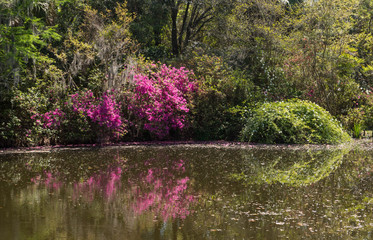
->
[30,166,124,203]
[28,159,196,220]
[132,159,195,220]
[73,167,123,202]
[31,171,62,190]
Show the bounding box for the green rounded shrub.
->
[240,99,351,144]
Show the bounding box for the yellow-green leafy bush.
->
[240,100,351,144]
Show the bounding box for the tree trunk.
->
[178,1,190,53]
[171,1,179,56]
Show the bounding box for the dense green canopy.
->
[1,0,372,146]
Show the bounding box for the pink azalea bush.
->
[128,64,197,138]
[31,108,65,130]
[70,90,125,139]
[26,63,198,144]
[30,90,125,142]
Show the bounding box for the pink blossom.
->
[128,64,197,138]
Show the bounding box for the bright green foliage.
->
[340,107,365,137]
[240,100,351,144]
[353,123,363,139]
[224,0,290,98]
[0,0,61,100]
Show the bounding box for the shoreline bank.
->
[1,139,370,155]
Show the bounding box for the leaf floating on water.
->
[297,222,308,226]
[259,211,281,216]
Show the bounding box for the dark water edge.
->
[1,141,373,239]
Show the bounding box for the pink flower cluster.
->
[129,64,197,138]
[70,90,96,116]
[92,94,122,131]
[30,90,124,139]
[31,108,65,129]
[71,91,124,136]
[28,65,197,141]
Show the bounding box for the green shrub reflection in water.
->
[186,147,373,240]
[230,148,350,186]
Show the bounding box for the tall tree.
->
[224,0,288,91]
[0,0,60,101]
[352,0,373,91]
[55,2,136,91]
[167,0,214,56]
[127,0,170,59]
[282,0,361,115]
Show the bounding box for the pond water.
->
[1,145,373,239]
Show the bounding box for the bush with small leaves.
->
[240,99,351,144]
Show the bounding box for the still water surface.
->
[0,145,373,239]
